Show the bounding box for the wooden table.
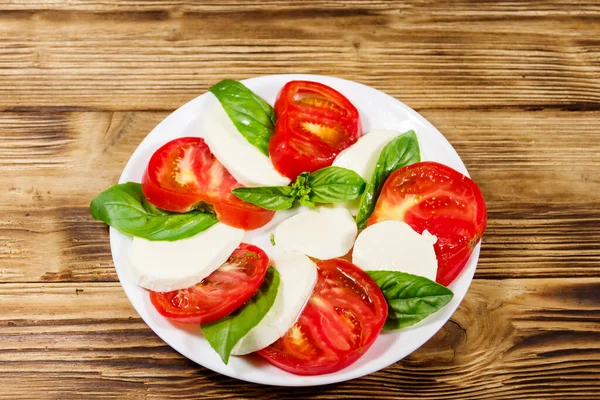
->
[1,1,599,398]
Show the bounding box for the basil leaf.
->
[232,168,365,211]
[231,186,295,210]
[356,130,420,228]
[210,79,275,156]
[201,266,280,364]
[367,270,453,330]
[90,182,217,241]
[308,166,366,203]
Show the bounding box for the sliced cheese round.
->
[352,220,438,281]
[128,223,244,292]
[203,103,290,187]
[332,130,401,215]
[231,251,318,355]
[274,206,357,259]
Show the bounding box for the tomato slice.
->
[142,137,274,230]
[149,243,269,324]
[367,161,487,286]
[269,81,362,180]
[258,259,387,375]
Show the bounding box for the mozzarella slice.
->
[203,103,290,187]
[128,223,244,292]
[274,206,357,259]
[352,220,438,281]
[231,251,318,355]
[332,130,401,215]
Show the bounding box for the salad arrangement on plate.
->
[91,79,487,376]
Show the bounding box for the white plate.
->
[110,74,481,386]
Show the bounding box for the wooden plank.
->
[0,7,599,110]
[0,278,597,399]
[0,0,598,14]
[0,109,598,283]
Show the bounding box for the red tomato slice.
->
[142,137,274,230]
[149,243,269,324]
[258,259,387,375]
[269,81,362,180]
[367,161,487,286]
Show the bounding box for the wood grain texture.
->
[1,1,599,398]
[0,278,598,400]
[2,0,599,13]
[1,2,600,111]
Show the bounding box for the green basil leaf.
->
[270,233,276,246]
[231,186,295,210]
[201,266,280,364]
[356,130,420,228]
[90,182,217,241]
[367,270,453,330]
[308,166,366,203]
[210,79,275,156]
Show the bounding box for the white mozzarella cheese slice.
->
[203,103,290,187]
[274,206,357,259]
[231,251,318,355]
[352,220,438,281]
[128,223,244,292]
[332,130,402,215]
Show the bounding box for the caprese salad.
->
[90,79,487,376]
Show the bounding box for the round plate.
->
[110,74,481,386]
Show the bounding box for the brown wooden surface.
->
[1,1,599,399]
